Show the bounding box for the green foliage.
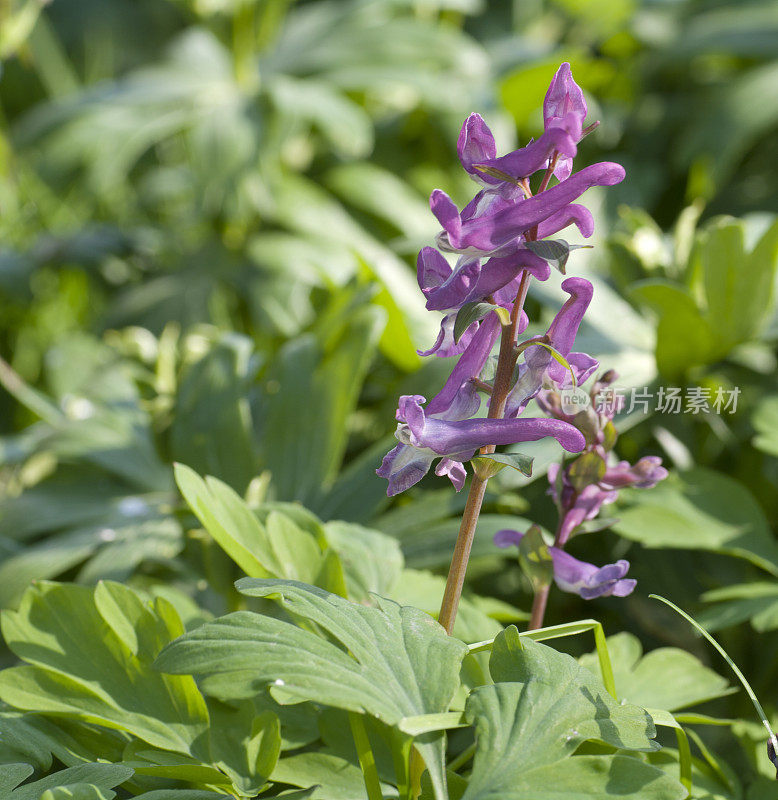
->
[0,0,777,796]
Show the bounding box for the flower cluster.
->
[378,63,626,497]
[378,62,666,614]
[497,371,668,600]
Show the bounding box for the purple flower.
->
[377,390,586,497]
[417,246,550,312]
[494,528,636,599]
[457,113,499,185]
[601,457,668,489]
[431,162,625,255]
[470,63,590,184]
[505,276,598,416]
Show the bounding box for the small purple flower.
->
[457,113,499,185]
[470,63,591,184]
[417,245,550,312]
[377,391,586,497]
[494,528,636,599]
[601,457,668,489]
[505,276,598,417]
[431,162,625,255]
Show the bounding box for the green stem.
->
[349,712,383,800]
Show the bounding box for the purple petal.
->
[544,277,593,384]
[601,457,668,490]
[423,257,482,311]
[544,63,587,129]
[536,204,594,240]
[494,529,524,548]
[435,458,467,491]
[550,549,635,599]
[565,352,600,387]
[457,113,498,181]
[557,483,617,545]
[417,246,452,292]
[437,163,625,253]
[417,313,476,358]
[426,313,501,416]
[403,397,586,456]
[376,443,435,497]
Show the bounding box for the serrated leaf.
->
[0,582,209,754]
[459,633,684,800]
[156,580,467,800]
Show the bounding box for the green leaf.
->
[207,703,281,796]
[613,468,778,576]
[752,396,778,457]
[0,582,209,754]
[700,582,778,632]
[566,451,607,492]
[6,764,133,800]
[171,334,258,493]
[323,521,404,602]
[470,451,533,480]
[258,306,385,506]
[579,633,733,712]
[272,753,386,800]
[156,580,468,800]
[517,525,553,592]
[38,786,116,800]
[459,634,684,800]
[453,302,509,343]
[175,465,325,585]
[631,280,714,378]
[525,239,590,274]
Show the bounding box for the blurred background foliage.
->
[1,0,778,793]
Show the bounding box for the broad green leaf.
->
[207,703,281,795]
[171,334,259,493]
[388,568,503,645]
[6,764,133,800]
[176,466,335,589]
[323,521,404,601]
[453,302,508,343]
[257,306,385,506]
[613,468,778,576]
[579,633,733,712]
[631,280,714,378]
[700,582,778,632]
[459,634,684,800]
[752,396,778,457]
[157,580,468,800]
[272,753,388,800]
[38,786,116,800]
[0,582,209,754]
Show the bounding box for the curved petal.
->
[417,246,452,292]
[457,113,498,182]
[376,443,435,497]
[426,313,501,416]
[404,398,586,456]
[435,458,467,491]
[441,163,625,253]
